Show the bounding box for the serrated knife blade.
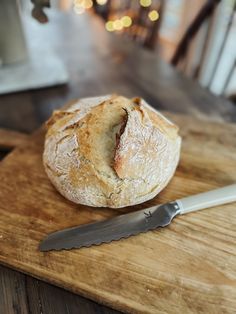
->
[39,202,179,251]
[39,184,236,251]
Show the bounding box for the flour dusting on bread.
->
[43,95,181,208]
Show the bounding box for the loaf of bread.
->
[43,95,181,208]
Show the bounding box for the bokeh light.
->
[74,0,84,5]
[74,0,93,9]
[105,21,114,32]
[83,0,93,9]
[148,10,159,21]
[96,0,108,5]
[140,0,152,7]
[105,15,133,32]
[113,19,123,31]
[121,16,132,27]
[74,6,85,14]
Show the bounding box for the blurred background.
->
[94,0,236,98]
[0,0,235,132]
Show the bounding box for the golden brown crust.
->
[45,111,76,137]
[43,95,181,208]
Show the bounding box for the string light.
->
[140,0,152,7]
[105,16,132,33]
[96,0,107,5]
[148,10,159,21]
[121,16,132,27]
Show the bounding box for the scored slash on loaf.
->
[43,95,181,208]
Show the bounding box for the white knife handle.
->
[176,184,236,215]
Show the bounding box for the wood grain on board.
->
[0,112,235,314]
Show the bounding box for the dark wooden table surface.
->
[0,7,235,314]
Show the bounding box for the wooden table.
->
[0,10,235,314]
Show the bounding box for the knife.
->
[39,184,236,251]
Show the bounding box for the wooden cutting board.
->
[0,112,236,314]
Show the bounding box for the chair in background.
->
[93,0,164,49]
[223,58,236,95]
[171,0,221,75]
[171,0,236,97]
[227,59,236,105]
